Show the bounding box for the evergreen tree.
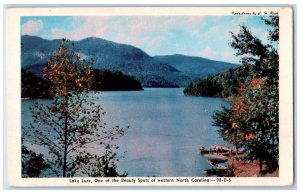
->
[213,16,279,175]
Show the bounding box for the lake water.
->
[22,88,229,177]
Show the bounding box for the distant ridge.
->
[21,35,238,87]
[153,54,238,80]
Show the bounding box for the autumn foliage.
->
[42,41,93,97]
[213,16,279,175]
[22,39,127,177]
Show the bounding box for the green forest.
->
[184,68,239,98]
[91,69,142,91]
[22,68,143,99]
[184,16,279,175]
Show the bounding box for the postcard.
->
[5,6,293,187]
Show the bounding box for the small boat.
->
[200,145,232,154]
[220,151,230,156]
[202,153,228,161]
[207,160,227,170]
[209,158,228,163]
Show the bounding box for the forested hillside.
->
[185,16,279,175]
[22,68,143,99]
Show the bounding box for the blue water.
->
[22,88,229,177]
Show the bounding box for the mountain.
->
[153,54,238,80]
[21,35,237,87]
[21,35,189,87]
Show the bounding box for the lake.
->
[22,88,229,177]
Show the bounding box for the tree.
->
[91,69,142,91]
[23,39,127,177]
[21,68,53,99]
[213,16,279,175]
[22,145,50,177]
[183,69,239,98]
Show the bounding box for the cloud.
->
[22,20,43,35]
[126,17,204,35]
[223,51,235,60]
[200,47,220,60]
[51,17,109,40]
[199,47,239,63]
[201,47,213,56]
[50,16,204,53]
[52,28,67,39]
[30,15,264,63]
[102,16,204,53]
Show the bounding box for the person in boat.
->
[210,145,216,152]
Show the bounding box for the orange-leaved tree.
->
[24,39,127,177]
[213,16,279,175]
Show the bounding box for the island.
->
[21,68,143,99]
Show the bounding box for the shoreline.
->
[228,156,279,177]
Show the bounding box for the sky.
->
[21,16,272,64]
